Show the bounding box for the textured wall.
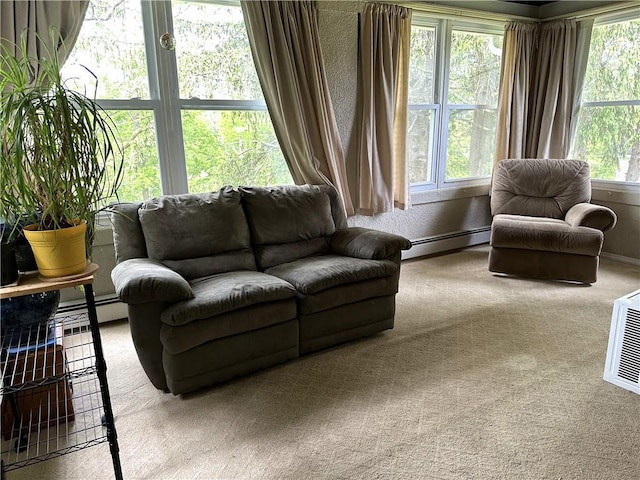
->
[317,1,361,197]
[316,1,492,240]
[594,200,640,260]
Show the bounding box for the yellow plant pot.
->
[23,221,88,278]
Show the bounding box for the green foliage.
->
[446,31,502,180]
[0,29,124,236]
[109,110,161,201]
[184,110,291,193]
[408,27,502,183]
[63,0,291,201]
[407,27,436,184]
[572,20,640,182]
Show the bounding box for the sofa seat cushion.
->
[297,275,400,315]
[161,271,296,327]
[160,299,297,355]
[491,214,603,256]
[265,255,399,295]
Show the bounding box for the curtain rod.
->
[544,2,640,22]
[396,1,638,24]
[397,1,536,23]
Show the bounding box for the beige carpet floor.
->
[6,246,640,480]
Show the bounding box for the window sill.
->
[591,181,640,206]
[410,183,490,205]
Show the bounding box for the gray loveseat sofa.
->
[110,185,412,395]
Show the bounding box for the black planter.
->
[0,290,61,347]
[1,215,39,273]
[14,232,38,272]
[1,240,19,286]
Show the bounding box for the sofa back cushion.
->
[138,187,256,279]
[491,158,591,218]
[111,201,146,262]
[240,185,337,269]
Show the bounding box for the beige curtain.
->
[494,19,593,167]
[494,22,538,163]
[527,19,593,158]
[357,3,412,216]
[0,1,88,78]
[241,0,354,216]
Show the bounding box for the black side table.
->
[0,264,123,479]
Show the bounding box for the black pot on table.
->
[1,290,61,348]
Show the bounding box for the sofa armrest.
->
[111,258,194,304]
[565,203,617,232]
[331,227,412,260]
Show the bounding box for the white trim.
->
[591,183,640,206]
[149,0,189,195]
[581,100,640,108]
[59,295,128,323]
[404,2,534,23]
[178,99,268,111]
[601,252,640,267]
[96,99,156,110]
[545,2,640,22]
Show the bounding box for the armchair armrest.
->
[565,203,617,232]
[331,227,412,260]
[111,258,194,304]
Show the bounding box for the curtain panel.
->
[241,0,354,216]
[357,3,412,216]
[0,1,88,80]
[494,18,593,167]
[494,22,538,162]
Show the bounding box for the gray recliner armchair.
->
[489,158,617,284]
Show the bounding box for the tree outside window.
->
[62,0,291,203]
[407,21,503,189]
[571,19,640,183]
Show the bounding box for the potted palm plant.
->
[0,31,124,278]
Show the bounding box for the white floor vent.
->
[604,289,640,394]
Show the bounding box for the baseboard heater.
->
[404,226,491,260]
[58,294,127,323]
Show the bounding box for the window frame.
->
[409,16,505,200]
[83,0,275,198]
[573,12,640,190]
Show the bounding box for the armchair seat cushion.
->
[265,255,399,295]
[491,214,603,256]
[161,271,296,327]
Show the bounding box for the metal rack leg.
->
[84,284,124,480]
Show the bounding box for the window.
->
[408,19,503,190]
[172,2,290,193]
[570,18,640,183]
[62,0,160,202]
[62,0,290,203]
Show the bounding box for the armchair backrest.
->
[491,158,591,218]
